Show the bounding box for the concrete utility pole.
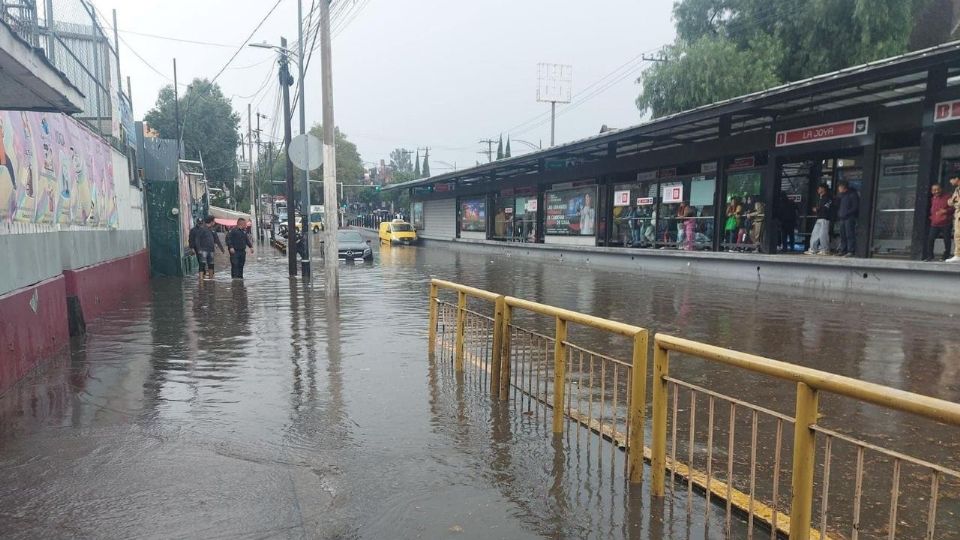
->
[479,139,497,163]
[320,0,339,297]
[173,59,181,161]
[247,103,257,243]
[297,0,312,280]
[280,37,297,277]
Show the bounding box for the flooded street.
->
[1,239,958,538]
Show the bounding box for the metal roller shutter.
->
[422,199,456,240]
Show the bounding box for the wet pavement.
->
[1,238,959,538]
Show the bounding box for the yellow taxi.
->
[379,219,418,245]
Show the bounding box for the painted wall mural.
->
[0,111,118,228]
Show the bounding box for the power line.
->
[116,28,239,48]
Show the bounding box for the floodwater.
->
[0,237,958,539]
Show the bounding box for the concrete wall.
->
[0,142,148,395]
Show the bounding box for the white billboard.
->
[537,63,572,103]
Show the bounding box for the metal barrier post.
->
[628,329,649,484]
[454,291,466,372]
[428,282,439,355]
[490,296,505,398]
[789,381,819,540]
[498,301,513,400]
[552,316,568,434]
[651,339,670,496]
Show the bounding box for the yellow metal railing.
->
[430,278,649,482]
[651,334,960,540]
[428,279,960,539]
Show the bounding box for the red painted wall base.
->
[63,249,150,324]
[0,249,150,396]
[0,276,69,395]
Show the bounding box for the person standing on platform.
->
[924,183,954,261]
[806,183,833,255]
[948,175,960,263]
[195,216,225,281]
[836,182,859,257]
[226,218,255,280]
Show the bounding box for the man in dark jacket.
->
[805,183,832,255]
[226,218,254,279]
[188,219,203,270]
[836,182,859,257]
[195,215,225,281]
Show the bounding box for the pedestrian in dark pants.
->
[188,218,203,268]
[195,216,225,281]
[836,182,859,257]
[226,218,254,280]
[923,183,954,261]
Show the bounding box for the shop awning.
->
[213,218,251,228]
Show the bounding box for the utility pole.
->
[173,59,181,161]
[478,139,496,163]
[255,112,266,243]
[297,0,312,280]
[280,37,297,277]
[247,103,257,243]
[320,0,339,297]
[550,102,556,147]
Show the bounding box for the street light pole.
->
[279,37,297,277]
[320,0,339,297]
[297,0,311,280]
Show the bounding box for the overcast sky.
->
[90,0,676,173]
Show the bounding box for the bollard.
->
[628,329,649,484]
[552,316,568,434]
[789,382,819,540]
[650,339,669,495]
[498,301,513,400]
[490,296,505,399]
[428,282,439,355]
[454,291,466,372]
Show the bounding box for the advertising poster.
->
[460,199,486,232]
[613,190,631,207]
[661,183,683,204]
[545,186,596,236]
[411,201,424,230]
[0,110,117,228]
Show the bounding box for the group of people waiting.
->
[803,181,860,257]
[188,216,255,281]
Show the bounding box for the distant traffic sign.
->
[289,134,323,171]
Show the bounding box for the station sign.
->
[701,162,718,173]
[636,170,657,182]
[412,186,433,195]
[934,100,960,122]
[658,167,678,178]
[636,197,654,206]
[775,117,869,147]
[434,182,456,193]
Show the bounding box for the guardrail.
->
[430,279,649,482]
[651,335,960,540]
[428,279,960,540]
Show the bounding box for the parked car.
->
[379,219,418,245]
[334,229,373,261]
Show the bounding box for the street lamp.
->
[511,139,542,152]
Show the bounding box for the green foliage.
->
[638,0,938,117]
[496,134,504,160]
[389,148,413,174]
[145,79,240,187]
[505,137,511,158]
[422,148,430,177]
[414,149,421,178]
[637,35,783,118]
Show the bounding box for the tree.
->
[145,78,240,194]
[265,126,363,207]
[505,137,511,159]
[414,149,421,178]
[422,148,430,177]
[637,35,783,118]
[637,0,936,117]
[389,148,413,174]
[496,134,504,160]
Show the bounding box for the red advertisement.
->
[934,100,960,122]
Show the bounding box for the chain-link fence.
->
[1,0,123,143]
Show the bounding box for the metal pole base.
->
[301,261,312,280]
